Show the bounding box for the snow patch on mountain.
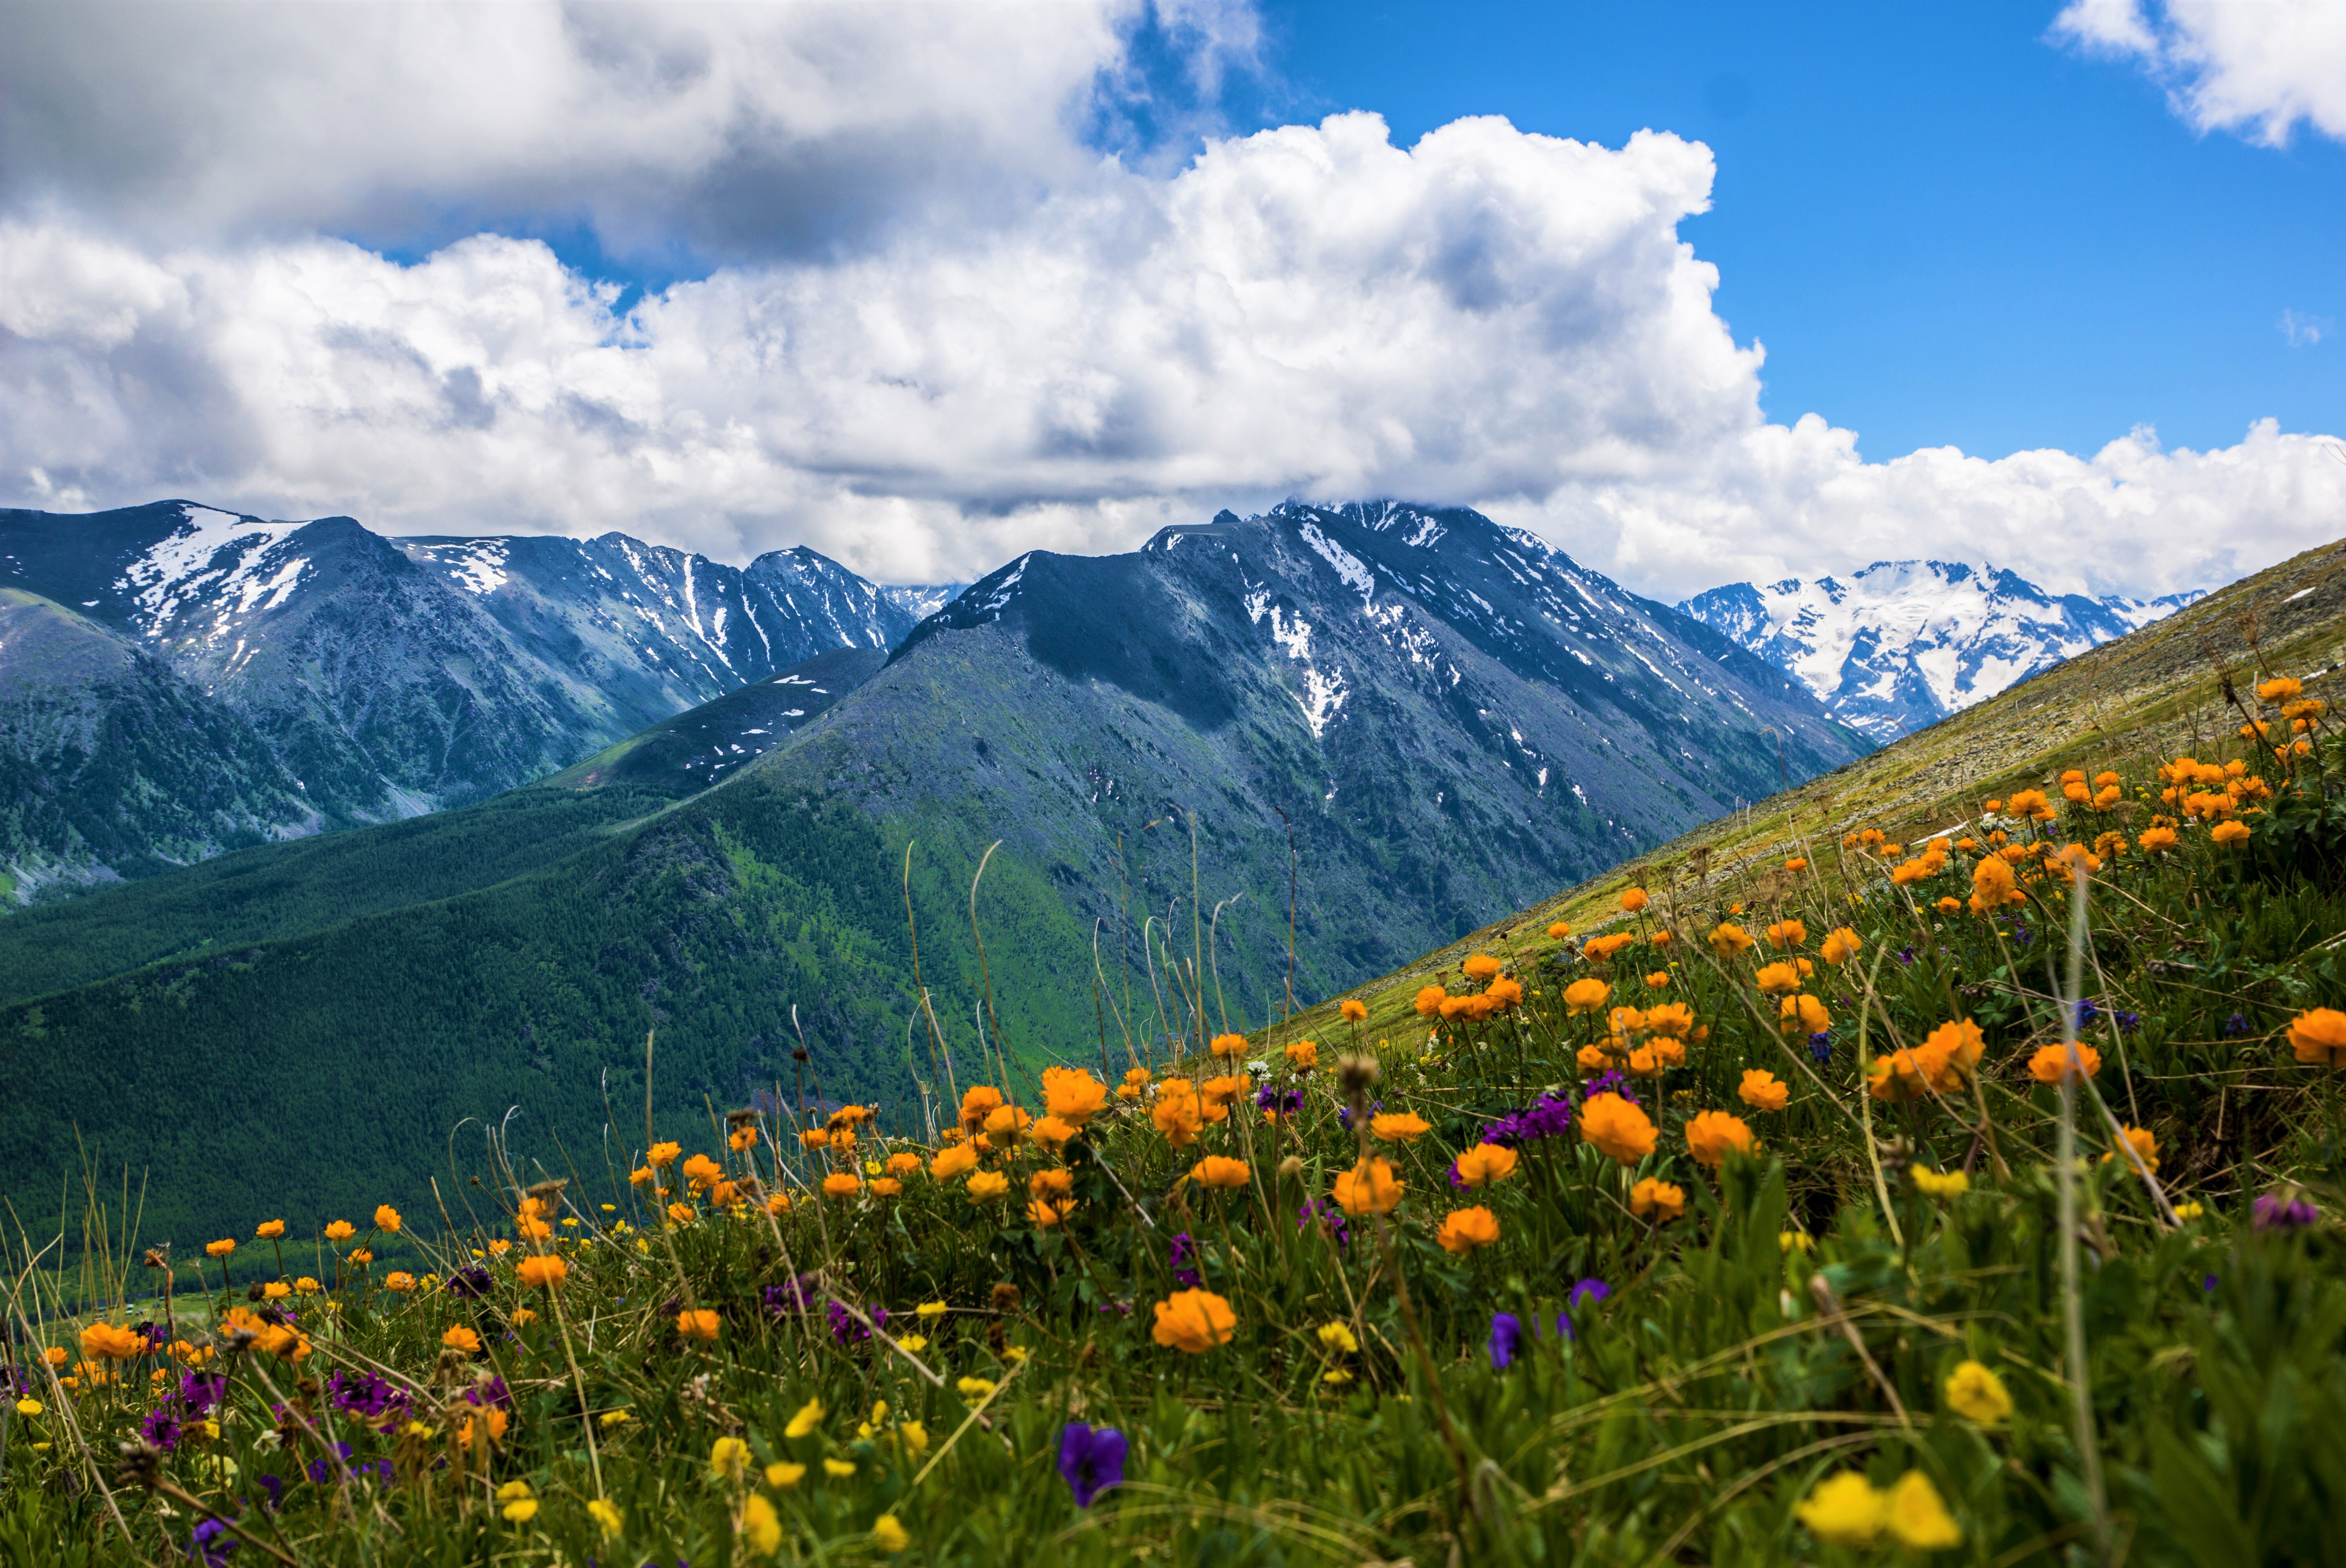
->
[118,503,309,637]
[1679,560,2203,742]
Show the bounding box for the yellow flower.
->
[2175,1200,2205,1221]
[588,1499,624,1539]
[502,1498,539,1524]
[1779,1232,1813,1254]
[956,1376,998,1399]
[598,1408,630,1427]
[1943,1359,2012,1425]
[1316,1320,1358,1354]
[710,1436,752,1480]
[765,1461,807,1489]
[1911,1167,1970,1199]
[742,1493,783,1555]
[14,1399,42,1417]
[785,1397,825,1439]
[1885,1470,1963,1548]
[873,1515,911,1552]
[916,1300,948,1320]
[1150,1288,1238,1354]
[1795,1471,1888,1546]
[897,1421,930,1457]
[823,1458,857,1479]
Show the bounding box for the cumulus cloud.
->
[0,0,1211,261]
[1,6,2339,602]
[2054,0,2346,146]
[5,107,2342,599]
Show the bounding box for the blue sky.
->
[2,1,2341,597]
[1242,1,2343,461]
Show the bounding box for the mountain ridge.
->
[1679,557,2201,741]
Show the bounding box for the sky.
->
[0,0,2341,602]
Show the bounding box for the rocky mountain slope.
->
[0,499,1872,1242]
[1679,560,2201,741]
[0,500,940,894]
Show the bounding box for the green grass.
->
[5,701,2345,1564]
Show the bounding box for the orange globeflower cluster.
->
[1868,1019,1986,1102]
[1152,1290,1236,1353]
[1579,1094,1656,1165]
[1684,1110,1755,1168]
[2291,1008,2346,1067]
[2026,1041,2102,1086]
[1332,1157,1404,1216]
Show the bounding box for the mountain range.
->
[0,497,1870,1243]
[1678,560,2201,741]
[0,500,950,895]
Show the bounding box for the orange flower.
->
[2288,1008,2346,1067]
[728,1126,759,1152]
[1778,993,1831,1036]
[2102,1126,2159,1173]
[1042,1067,1108,1125]
[79,1323,145,1361]
[1414,984,1448,1016]
[1370,1111,1431,1142]
[254,1220,286,1240]
[682,1154,724,1191]
[1643,969,1671,987]
[1765,920,1807,950]
[1643,1001,1695,1037]
[205,1239,236,1258]
[1576,1043,1611,1072]
[1579,1094,1657,1165]
[1151,1083,1202,1148]
[1286,1039,1320,1070]
[1462,953,1503,981]
[1754,962,1800,996]
[1151,1289,1236,1353]
[665,1202,695,1225]
[1738,1069,1789,1112]
[1709,922,1755,958]
[374,1205,402,1234]
[2027,1042,2101,1085]
[800,1127,833,1151]
[2212,820,2250,847]
[1485,975,1525,1009]
[1685,1110,1755,1167]
[1332,1157,1404,1216]
[647,1141,681,1167]
[1190,1156,1250,1189]
[1563,978,1612,1015]
[1582,933,1636,963]
[516,1255,568,1289]
[323,1220,356,1242]
[2257,677,2303,703]
[959,1085,1004,1132]
[966,1171,1011,1202]
[2138,825,2178,853]
[385,1272,417,1293]
[1970,857,2023,913]
[1620,887,1649,913]
[1436,1206,1502,1254]
[871,1178,904,1197]
[1629,1178,1685,1222]
[1820,927,1861,966]
[1026,1197,1075,1227]
[1452,1142,1520,1187]
[1935,896,1962,913]
[458,1408,509,1450]
[822,1173,862,1198]
[1785,857,1809,873]
[1209,1032,1249,1060]
[443,1325,482,1354]
[677,1309,721,1342]
[1340,999,1369,1022]
[983,1104,1033,1148]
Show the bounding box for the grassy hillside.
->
[5,624,2343,1563]
[1304,534,2346,1037]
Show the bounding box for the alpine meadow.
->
[6,3,2346,1565]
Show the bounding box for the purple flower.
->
[2254,1191,2319,1232]
[2072,999,2101,1031]
[327,1371,406,1422]
[827,1302,888,1345]
[1296,1199,1349,1249]
[177,1372,227,1419]
[1896,945,1916,967]
[2223,1013,2249,1036]
[465,1378,512,1410]
[141,1407,185,1452]
[189,1518,237,1566]
[1169,1232,1202,1290]
[1057,1422,1127,1508]
[1808,1033,1831,1064]
[1558,1278,1611,1341]
[1488,1312,1523,1370]
[1482,1093,1573,1149]
[1582,1071,1637,1104]
[763,1274,819,1316]
[445,1267,493,1299]
[1336,1099,1384,1132]
[1256,1084,1302,1118]
[2115,1011,2141,1035]
[257,1474,283,1512]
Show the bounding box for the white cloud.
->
[5,108,2342,599]
[2054,0,2346,146]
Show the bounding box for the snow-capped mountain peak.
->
[1679,559,2202,741]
